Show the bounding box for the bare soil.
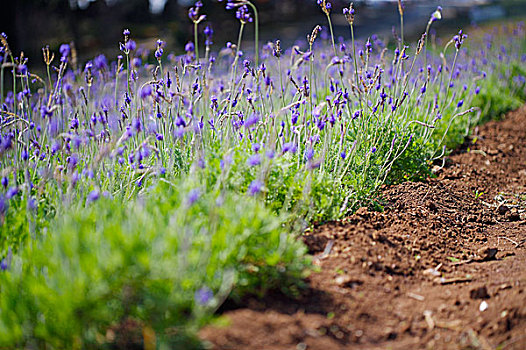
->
[200,105,526,350]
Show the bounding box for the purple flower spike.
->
[204,25,213,38]
[21,149,29,161]
[0,259,8,271]
[187,188,201,206]
[195,287,213,306]
[429,7,442,24]
[305,148,314,161]
[248,180,263,196]
[59,44,70,58]
[6,187,18,199]
[141,85,152,99]
[247,154,261,167]
[87,190,100,202]
[155,47,163,59]
[28,197,37,210]
[236,5,253,23]
[353,110,361,120]
[185,41,195,53]
[0,194,7,215]
[125,40,136,52]
[0,247,11,271]
[283,142,297,154]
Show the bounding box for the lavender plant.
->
[0,1,525,346]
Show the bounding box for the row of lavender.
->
[0,0,525,347]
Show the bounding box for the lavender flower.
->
[343,3,355,24]
[245,114,259,128]
[353,110,361,120]
[155,48,163,59]
[204,25,214,45]
[87,190,100,202]
[0,248,11,271]
[429,6,442,24]
[305,148,314,162]
[6,187,18,199]
[282,142,297,154]
[236,5,253,23]
[0,194,7,215]
[94,54,108,70]
[195,286,213,306]
[141,85,152,99]
[124,40,137,52]
[68,154,78,170]
[189,1,206,23]
[247,154,261,167]
[59,44,70,58]
[248,180,263,196]
[0,259,8,271]
[317,0,332,15]
[187,188,201,206]
[453,30,468,50]
[185,42,195,53]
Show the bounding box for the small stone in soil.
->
[470,286,490,299]
[497,204,510,215]
[476,246,498,261]
[479,301,489,312]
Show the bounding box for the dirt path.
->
[200,106,526,350]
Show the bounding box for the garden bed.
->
[200,105,526,349]
[1,2,525,347]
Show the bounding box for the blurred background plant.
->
[3,1,526,66]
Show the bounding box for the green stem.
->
[194,22,200,64]
[11,56,16,116]
[424,22,432,70]
[400,13,404,49]
[226,23,245,139]
[326,14,337,56]
[0,53,4,105]
[126,52,130,95]
[278,58,285,107]
[350,23,362,110]
[246,1,259,68]
[230,23,245,94]
[46,64,52,96]
[441,49,459,115]
[114,74,119,109]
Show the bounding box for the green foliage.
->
[474,79,524,125]
[0,182,308,348]
[387,136,433,184]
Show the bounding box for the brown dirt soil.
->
[200,105,526,350]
